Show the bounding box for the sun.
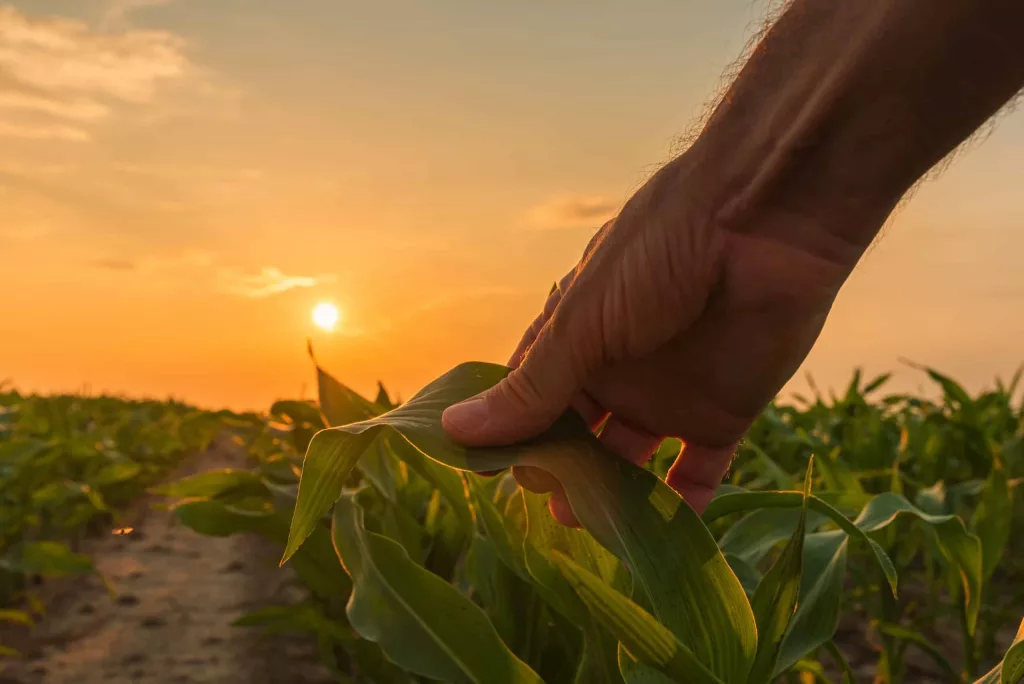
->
[312,302,340,331]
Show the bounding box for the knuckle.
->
[498,369,546,412]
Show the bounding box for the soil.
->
[0,441,337,684]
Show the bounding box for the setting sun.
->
[312,302,340,331]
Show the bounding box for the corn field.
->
[1,359,1022,683]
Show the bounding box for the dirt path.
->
[0,443,336,684]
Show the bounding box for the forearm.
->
[668,0,1024,260]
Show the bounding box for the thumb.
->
[442,313,597,446]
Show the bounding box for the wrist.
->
[659,0,1024,271]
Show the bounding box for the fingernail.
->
[442,395,489,434]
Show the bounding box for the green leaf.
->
[331,495,542,683]
[152,469,268,499]
[283,426,378,561]
[90,460,142,487]
[853,492,983,633]
[287,362,757,683]
[356,439,403,503]
[521,491,622,684]
[875,623,959,682]
[0,610,33,626]
[375,381,396,410]
[973,457,1012,583]
[774,532,848,675]
[862,372,892,394]
[388,435,473,527]
[0,541,92,577]
[172,499,349,599]
[233,601,350,644]
[466,476,529,579]
[975,617,1024,684]
[723,554,761,597]
[718,508,819,567]
[745,459,811,682]
[552,552,724,684]
[704,490,897,598]
[315,364,381,427]
[269,399,325,427]
[744,442,796,490]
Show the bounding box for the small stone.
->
[222,560,245,573]
[117,594,140,607]
[141,615,166,628]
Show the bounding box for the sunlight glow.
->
[312,302,340,331]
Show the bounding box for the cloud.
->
[0,5,195,140]
[0,90,109,121]
[0,119,89,141]
[218,267,337,299]
[102,0,175,30]
[527,194,620,230]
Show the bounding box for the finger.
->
[442,288,604,446]
[665,441,737,514]
[570,390,608,431]
[548,487,581,528]
[511,465,559,493]
[598,416,662,466]
[508,270,576,369]
[512,467,579,527]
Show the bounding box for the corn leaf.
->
[330,495,542,683]
[704,489,897,597]
[853,492,983,633]
[745,460,812,682]
[286,362,757,683]
[552,552,723,684]
[774,531,849,675]
[972,456,1012,583]
[151,469,268,499]
[972,618,1024,684]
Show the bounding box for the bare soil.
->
[0,442,336,684]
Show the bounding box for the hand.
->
[442,157,862,525]
[441,0,1024,526]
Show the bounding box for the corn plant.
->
[0,391,242,656]
[165,355,1022,683]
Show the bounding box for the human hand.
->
[441,158,863,525]
[442,0,1024,526]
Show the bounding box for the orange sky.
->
[2,1,1023,410]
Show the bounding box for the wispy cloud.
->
[527,194,620,230]
[0,4,196,141]
[218,267,337,299]
[101,0,175,30]
[0,90,109,121]
[0,119,89,141]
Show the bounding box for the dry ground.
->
[0,443,336,684]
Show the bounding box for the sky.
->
[2,0,1023,411]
